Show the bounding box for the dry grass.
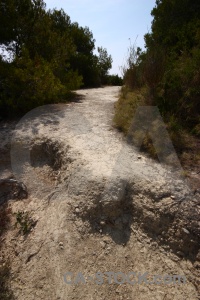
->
[113,86,200,170]
[0,205,14,299]
[113,86,146,134]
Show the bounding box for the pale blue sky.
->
[45,0,156,76]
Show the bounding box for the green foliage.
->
[147,0,200,55]
[70,23,95,55]
[106,74,123,86]
[15,211,35,235]
[142,47,166,98]
[117,0,200,164]
[152,46,200,132]
[0,52,81,116]
[69,51,100,87]
[0,0,47,57]
[0,0,112,116]
[97,47,113,84]
[121,0,200,135]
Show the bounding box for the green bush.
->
[106,74,123,86]
[0,53,83,117]
[156,47,200,132]
[15,210,35,235]
[120,0,200,141]
[0,1,112,117]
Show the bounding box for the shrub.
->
[0,262,14,300]
[106,74,123,86]
[0,205,11,237]
[15,211,35,235]
[0,53,83,117]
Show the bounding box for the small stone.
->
[182,228,190,234]
[103,237,110,243]
[100,220,105,226]
[151,242,157,247]
[75,208,80,213]
[100,241,106,248]
[59,242,63,247]
[171,255,180,262]
[171,195,175,199]
[177,251,184,257]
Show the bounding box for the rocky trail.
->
[0,86,200,299]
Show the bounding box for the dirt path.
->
[0,87,199,299]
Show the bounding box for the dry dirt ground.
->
[0,86,200,299]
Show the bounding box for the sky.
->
[45,0,156,76]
